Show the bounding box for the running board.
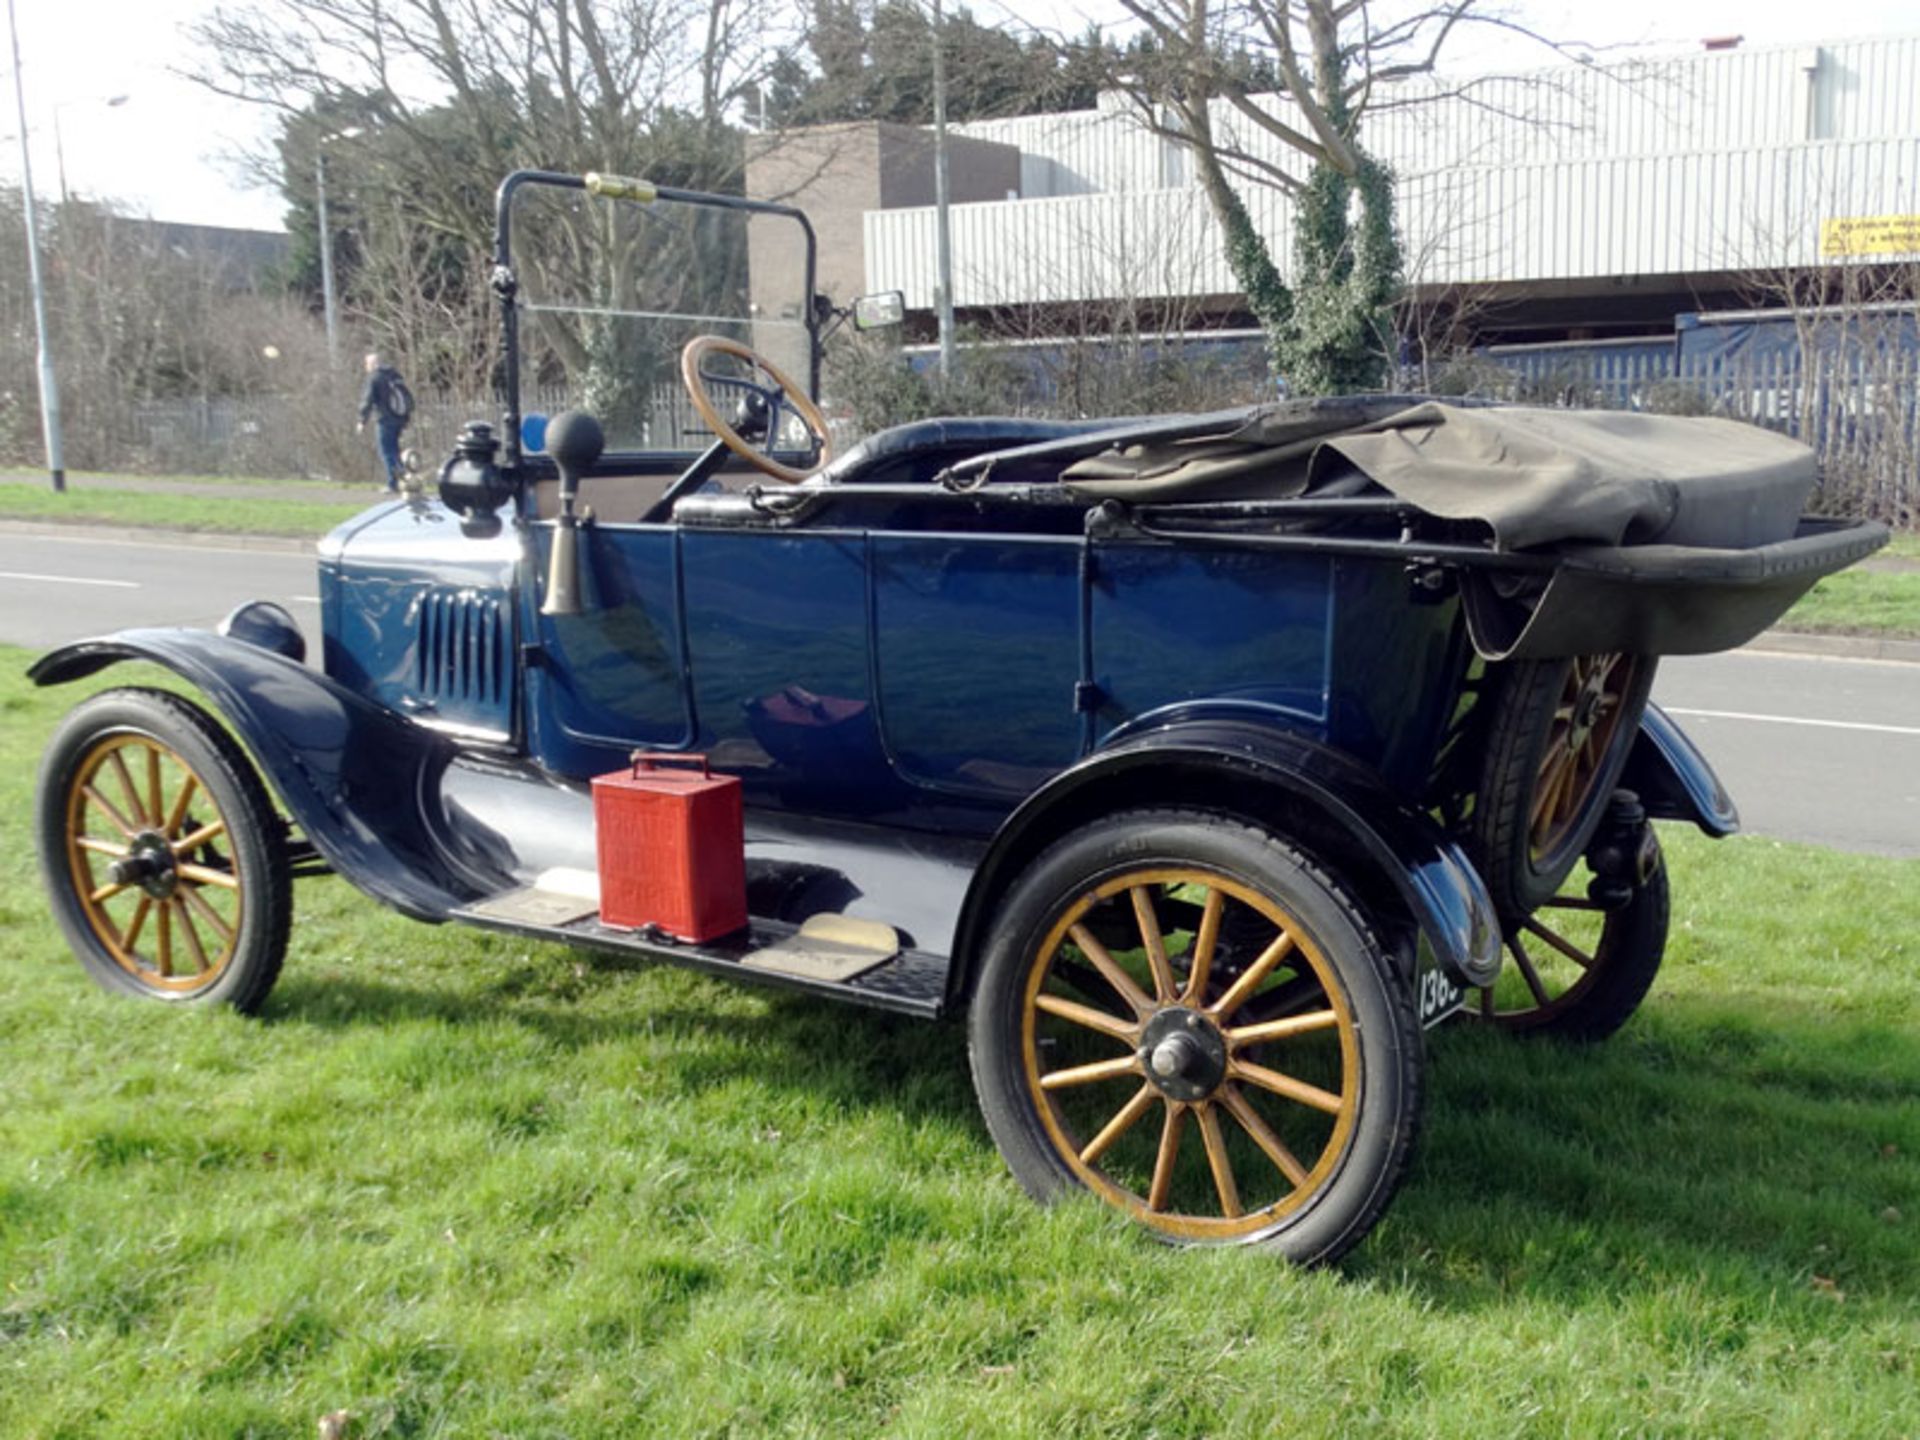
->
[449,900,952,1019]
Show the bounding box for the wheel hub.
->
[108,832,178,899]
[1138,1007,1227,1102]
[1568,670,1607,749]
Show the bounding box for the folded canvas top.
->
[1060,399,1817,551]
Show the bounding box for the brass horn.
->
[539,410,604,618]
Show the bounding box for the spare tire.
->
[1469,653,1655,917]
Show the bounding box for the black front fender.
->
[951,715,1503,1004]
[30,629,477,921]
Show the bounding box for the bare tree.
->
[1049,1,1593,388]
[189,0,795,242]
[0,192,356,477]
[1103,0,1588,189]
[187,0,811,433]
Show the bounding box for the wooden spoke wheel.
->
[1470,652,1656,918]
[1475,840,1670,1042]
[969,810,1423,1265]
[36,688,291,1013]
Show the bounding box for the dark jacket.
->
[358,366,408,428]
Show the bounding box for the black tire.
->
[1471,653,1656,917]
[967,809,1423,1266]
[1475,841,1670,1042]
[35,687,292,1014]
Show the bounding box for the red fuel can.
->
[591,752,748,942]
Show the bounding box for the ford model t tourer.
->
[30,173,1889,1264]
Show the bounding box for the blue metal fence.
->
[1477,305,1918,522]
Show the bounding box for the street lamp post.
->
[52,93,129,204]
[6,0,64,492]
[314,125,363,368]
[315,148,339,365]
[929,0,955,378]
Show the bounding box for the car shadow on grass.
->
[1365,999,1918,1310]
[265,952,982,1130]
[265,957,1917,1307]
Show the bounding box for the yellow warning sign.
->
[1820,214,1920,257]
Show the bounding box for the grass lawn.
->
[0,469,332,490]
[0,484,369,539]
[0,649,1916,1437]
[1779,529,1920,639]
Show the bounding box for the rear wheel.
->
[35,688,292,1013]
[1472,652,1655,917]
[968,810,1422,1265]
[1474,838,1669,1042]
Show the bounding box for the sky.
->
[3,0,1917,235]
[3,0,286,229]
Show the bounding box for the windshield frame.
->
[492,169,820,470]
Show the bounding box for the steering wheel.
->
[679,335,832,483]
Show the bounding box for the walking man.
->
[355,351,414,492]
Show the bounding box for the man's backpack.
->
[382,371,415,427]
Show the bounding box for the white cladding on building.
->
[862,34,1920,313]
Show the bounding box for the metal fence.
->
[40,310,1918,528]
[1476,311,1919,524]
[52,379,729,482]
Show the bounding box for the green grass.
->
[1,649,1916,1437]
[0,485,370,539]
[0,468,327,490]
[1778,528,1920,638]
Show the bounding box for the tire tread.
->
[1471,657,1655,918]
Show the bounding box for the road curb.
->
[1743,629,1920,665]
[0,520,318,554]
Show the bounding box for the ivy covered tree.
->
[1269,63,1401,394]
[1276,151,1399,393]
[1103,0,1569,394]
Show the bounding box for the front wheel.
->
[35,687,292,1013]
[967,810,1423,1266]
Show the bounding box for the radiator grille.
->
[416,589,510,708]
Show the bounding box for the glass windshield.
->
[507,180,815,455]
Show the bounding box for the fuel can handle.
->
[629,750,713,779]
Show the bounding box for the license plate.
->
[1415,939,1466,1028]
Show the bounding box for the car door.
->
[676,524,899,813]
[867,530,1086,800]
[670,503,1084,817]
[522,519,695,778]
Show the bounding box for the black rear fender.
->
[950,717,1503,1008]
[1623,702,1739,837]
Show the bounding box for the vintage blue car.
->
[29,173,1888,1263]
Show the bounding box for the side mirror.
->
[851,291,906,332]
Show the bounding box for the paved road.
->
[1653,651,1918,857]
[0,531,322,651]
[4,529,1915,857]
